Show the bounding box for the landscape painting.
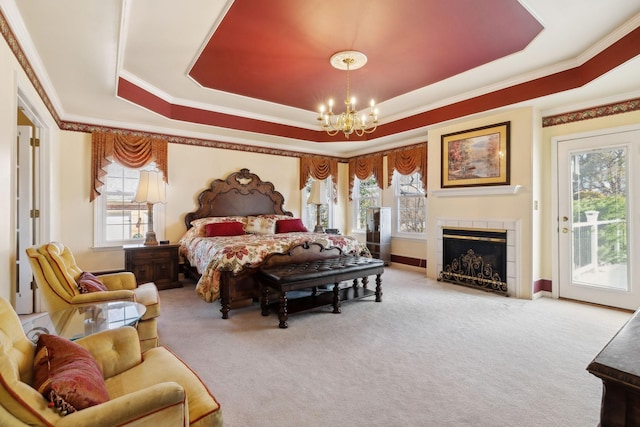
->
[441,122,510,188]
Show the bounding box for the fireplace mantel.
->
[430,185,523,198]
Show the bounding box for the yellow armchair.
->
[26,242,160,352]
[0,297,223,426]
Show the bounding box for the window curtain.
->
[91,132,168,201]
[348,153,383,201]
[300,156,338,202]
[386,144,427,192]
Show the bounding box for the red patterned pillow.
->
[276,218,308,233]
[76,272,108,293]
[205,221,245,237]
[33,334,109,415]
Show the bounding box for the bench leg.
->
[333,282,341,313]
[278,292,288,328]
[375,273,383,302]
[362,276,369,290]
[261,286,270,316]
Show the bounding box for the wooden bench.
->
[258,243,384,328]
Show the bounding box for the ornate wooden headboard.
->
[185,168,293,229]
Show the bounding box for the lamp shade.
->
[307,180,326,205]
[133,170,166,204]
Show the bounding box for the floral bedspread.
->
[179,232,370,302]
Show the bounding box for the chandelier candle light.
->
[133,170,166,246]
[318,51,379,139]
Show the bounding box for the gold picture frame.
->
[441,121,510,188]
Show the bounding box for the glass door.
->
[557,129,640,309]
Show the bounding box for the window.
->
[393,171,426,236]
[94,162,164,247]
[302,178,334,231]
[352,176,380,231]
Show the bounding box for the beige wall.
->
[0,36,15,302]
[0,33,61,304]
[426,107,536,299]
[56,135,302,272]
[2,28,639,305]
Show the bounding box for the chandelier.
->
[317,51,379,139]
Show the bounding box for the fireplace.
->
[438,227,508,295]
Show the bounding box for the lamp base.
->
[143,231,159,246]
[314,225,325,233]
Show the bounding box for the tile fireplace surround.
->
[435,217,521,298]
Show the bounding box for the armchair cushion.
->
[33,334,109,414]
[76,272,108,293]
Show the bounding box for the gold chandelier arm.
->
[317,50,378,139]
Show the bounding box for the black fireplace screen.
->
[438,227,508,295]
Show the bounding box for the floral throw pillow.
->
[245,216,277,234]
[33,334,109,415]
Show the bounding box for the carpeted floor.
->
[157,265,631,427]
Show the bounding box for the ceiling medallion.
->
[317,51,379,139]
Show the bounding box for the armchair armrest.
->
[76,326,142,378]
[98,272,137,291]
[70,290,135,305]
[55,382,187,427]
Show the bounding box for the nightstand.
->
[124,244,182,290]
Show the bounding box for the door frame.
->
[551,123,640,302]
[15,89,51,312]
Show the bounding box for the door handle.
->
[562,227,570,233]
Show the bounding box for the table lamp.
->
[133,170,166,245]
[307,180,326,233]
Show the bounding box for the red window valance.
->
[348,154,383,201]
[299,156,338,201]
[91,132,168,201]
[386,144,427,192]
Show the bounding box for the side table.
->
[124,243,182,290]
[25,301,146,342]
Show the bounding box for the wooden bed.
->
[181,168,368,318]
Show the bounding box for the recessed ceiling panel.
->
[189,0,544,112]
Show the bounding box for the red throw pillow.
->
[276,218,308,233]
[76,272,108,293]
[205,221,245,237]
[33,334,109,415]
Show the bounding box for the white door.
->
[15,125,37,313]
[557,128,640,310]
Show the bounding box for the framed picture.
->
[441,121,510,188]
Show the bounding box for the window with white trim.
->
[93,162,164,247]
[393,171,426,237]
[352,176,381,232]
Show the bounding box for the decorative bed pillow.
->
[33,334,109,415]
[245,216,277,234]
[258,214,293,220]
[276,218,308,233]
[76,272,107,293]
[205,221,245,237]
[190,216,247,236]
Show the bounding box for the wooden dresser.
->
[366,207,391,265]
[587,309,639,426]
[124,244,182,290]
